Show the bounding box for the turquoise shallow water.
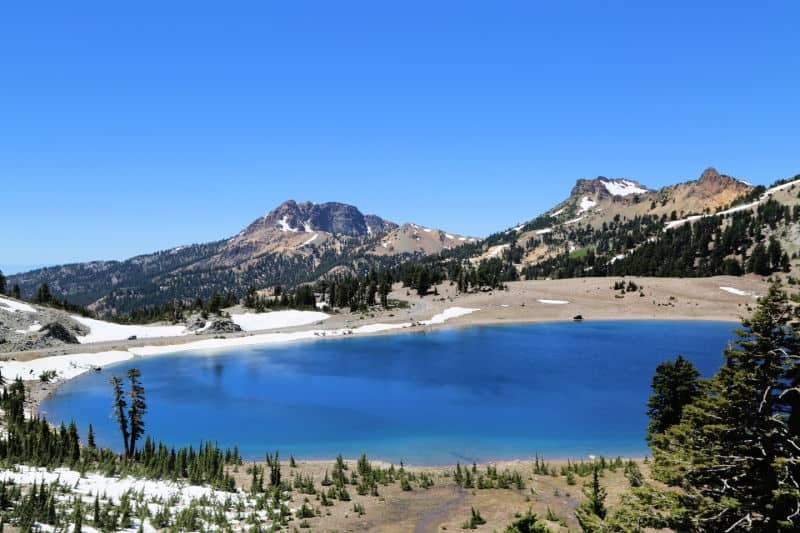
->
[40,320,735,465]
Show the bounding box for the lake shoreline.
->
[35,321,737,468]
[8,274,770,466]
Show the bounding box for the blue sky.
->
[2,1,799,271]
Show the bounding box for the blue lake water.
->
[40,321,736,465]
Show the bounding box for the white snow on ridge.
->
[551,208,565,217]
[537,299,570,305]
[298,233,318,248]
[277,215,299,232]
[535,228,552,235]
[665,177,800,231]
[579,197,597,212]
[445,233,454,239]
[602,180,648,196]
[71,316,188,344]
[768,177,800,194]
[0,296,36,313]
[230,310,329,332]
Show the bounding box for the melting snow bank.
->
[72,316,189,344]
[71,310,331,343]
[720,286,758,298]
[0,465,292,532]
[0,308,479,382]
[419,307,479,325]
[230,310,329,332]
[0,465,229,506]
[537,299,570,305]
[0,351,132,381]
[0,295,36,313]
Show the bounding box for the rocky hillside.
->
[478,167,799,278]
[0,295,89,353]
[8,201,471,316]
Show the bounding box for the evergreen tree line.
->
[0,280,95,317]
[522,198,797,280]
[0,370,241,492]
[116,290,238,324]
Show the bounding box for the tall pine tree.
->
[650,283,800,531]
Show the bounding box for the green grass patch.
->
[569,247,590,259]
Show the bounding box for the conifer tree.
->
[646,355,701,438]
[576,463,607,532]
[109,375,130,458]
[34,282,52,304]
[650,283,800,530]
[749,242,771,275]
[768,236,783,271]
[87,424,96,449]
[73,497,83,532]
[126,368,146,458]
[0,270,5,295]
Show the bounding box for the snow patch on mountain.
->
[602,180,648,196]
[277,216,300,232]
[230,310,329,332]
[579,197,596,212]
[419,307,479,325]
[664,177,800,231]
[298,233,318,248]
[0,296,36,313]
[71,316,189,344]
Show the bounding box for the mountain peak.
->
[248,200,396,237]
[694,167,750,195]
[570,176,649,198]
[699,167,721,182]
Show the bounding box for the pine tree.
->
[0,270,5,295]
[749,242,771,275]
[646,355,701,438]
[34,282,52,304]
[576,463,607,532]
[109,375,130,458]
[768,236,783,271]
[10,284,20,299]
[126,368,146,458]
[73,497,84,532]
[651,283,800,530]
[87,424,96,449]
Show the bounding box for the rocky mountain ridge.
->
[8,200,470,315]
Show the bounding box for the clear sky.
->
[2,1,799,271]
